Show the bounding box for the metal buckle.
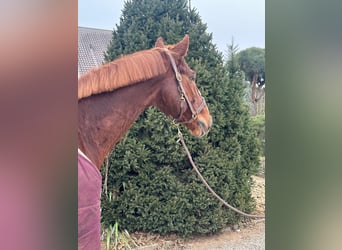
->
[176,72,182,82]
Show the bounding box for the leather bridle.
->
[165,51,206,124]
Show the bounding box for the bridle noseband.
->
[165,50,206,124]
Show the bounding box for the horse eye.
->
[189,76,196,81]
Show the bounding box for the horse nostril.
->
[198,120,208,132]
[209,116,213,128]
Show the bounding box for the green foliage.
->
[237,47,265,82]
[102,219,138,249]
[101,0,261,237]
[225,37,240,79]
[251,115,265,156]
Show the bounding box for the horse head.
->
[155,35,212,137]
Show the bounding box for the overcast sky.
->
[78,0,265,53]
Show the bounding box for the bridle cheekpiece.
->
[165,50,206,124]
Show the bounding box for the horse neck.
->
[78,78,162,168]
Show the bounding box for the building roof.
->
[78,26,112,76]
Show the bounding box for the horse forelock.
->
[78,48,167,100]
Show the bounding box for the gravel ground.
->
[183,221,265,250]
[128,220,265,250]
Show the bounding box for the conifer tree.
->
[101,0,260,236]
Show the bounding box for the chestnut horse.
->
[78,35,212,250]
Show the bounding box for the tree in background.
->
[102,0,261,236]
[233,45,265,162]
[237,47,265,115]
[225,38,240,79]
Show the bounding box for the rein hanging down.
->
[175,127,265,219]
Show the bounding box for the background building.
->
[78,27,112,77]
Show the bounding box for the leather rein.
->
[165,50,206,124]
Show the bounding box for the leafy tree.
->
[237,47,265,84]
[102,0,261,236]
[237,48,265,115]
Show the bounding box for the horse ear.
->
[171,35,189,57]
[155,37,165,48]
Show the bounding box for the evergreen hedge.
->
[251,115,266,156]
[101,0,261,237]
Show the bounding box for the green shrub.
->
[101,0,261,237]
[101,109,258,237]
[251,115,265,156]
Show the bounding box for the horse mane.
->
[78,48,167,99]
